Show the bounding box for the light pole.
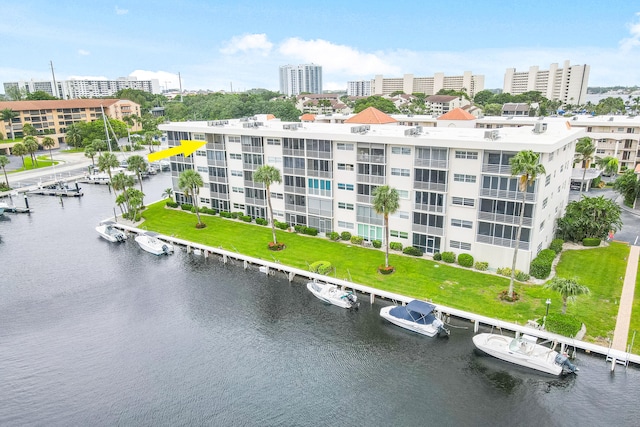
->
[543,298,551,329]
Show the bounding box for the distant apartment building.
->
[347,80,372,97]
[3,77,161,99]
[159,108,582,272]
[371,72,485,98]
[425,95,470,116]
[279,64,323,96]
[503,60,590,105]
[0,99,141,152]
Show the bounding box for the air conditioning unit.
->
[533,122,547,134]
[484,130,499,140]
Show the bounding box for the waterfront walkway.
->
[612,245,640,351]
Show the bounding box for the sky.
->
[1,1,640,94]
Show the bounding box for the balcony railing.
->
[482,164,512,175]
[284,203,307,213]
[207,159,227,167]
[357,174,385,184]
[414,159,448,169]
[243,163,261,171]
[357,194,373,204]
[208,175,228,184]
[307,169,333,178]
[414,203,445,213]
[357,216,383,226]
[241,145,263,153]
[479,188,536,202]
[413,181,447,192]
[357,154,385,164]
[476,234,529,250]
[283,148,305,157]
[306,150,332,159]
[245,197,266,206]
[209,192,229,200]
[411,223,444,236]
[284,185,306,195]
[283,167,306,175]
[477,211,532,227]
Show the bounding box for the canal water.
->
[1,174,639,427]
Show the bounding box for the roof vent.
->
[484,130,500,140]
[350,125,370,134]
[532,122,547,134]
[608,117,614,121]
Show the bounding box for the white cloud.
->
[620,12,640,52]
[129,70,180,89]
[220,34,273,56]
[115,6,128,15]
[78,49,90,56]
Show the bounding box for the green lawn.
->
[629,257,640,354]
[9,156,59,172]
[139,201,635,350]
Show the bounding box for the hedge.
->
[441,251,456,263]
[549,238,564,254]
[180,203,193,211]
[327,231,340,241]
[165,201,178,208]
[583,237,601,247]
[309,260,333,275]
[303,227,318,236]
[255,218,268,226]
[545,313,582,337]
[275,221,289,230]
[340,231,352,241]
[474,261,488,271]
[529,248,556,279]
[240,215,252,222]
[457,253,474,268]
[350,235,364,245]
[433,251,442,261]
[497,267,530,281]
[403,246,422,257]
[389,242,403,251]
[372,239,382,249]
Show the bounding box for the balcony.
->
[243,162,261,171]
[284,185,306,195]
[284,203,307,213]
[245,197,266,207]
[476,234,529,250]
[209,191,230,200]
[414,203,445,213]
[306,150,332,159]
[477,211,532,227]
[479,188,536,202]
[413,181,446,192]
[411,223,444,236]
[414,159,448,169]
[357,174,385,184]
[357,194,373,204]
[283,148,305,157]
[307,169,333,178]
[241,145,263,153]
[207,159,227,167]
[357,216,383,226]
[208,175,228,184]
[357,154,385,164]
[482,164,512,175]
[283,167,305,176]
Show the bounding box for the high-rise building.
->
[347,80,372,97]
[279,64,323,96]
[503,60,590,105]
[3,77,161,99]
[371,72,484,98]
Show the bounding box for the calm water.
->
[1,175,639,427]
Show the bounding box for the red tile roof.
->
[345,107,397,124]
[437,107,476,120]
[300,113,316,122]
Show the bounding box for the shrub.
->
[372,239,382,249]
[378,265,395,275]
[327,231,340,241]
[255,218,268,226]
[389,242,403,251]
[191,206,198,214]
[340,231,352,241]
[549,238,564,254]
[240,215,252,222]
[350,235,364,245]
[268,242,285,251]
[499,290,520,302]
[230,212,240,219]
[474,261,489,271]
[544,313,582,336]
[309,260,333,275]
[180,203,193,211]
[275,221,289,230]
[403,246,423,257]
[538,249,557,261]
[529,248,556,279]
[303,227,318,236]
[582,237,601,247]
[441,251,456,263]
[165,201,178,208]
[294,225,304,233]
[433,251,442,261]
[515,271,530,281]
[457,253,474,268]
[219,211,232,218]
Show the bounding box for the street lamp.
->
[543,298,551,329]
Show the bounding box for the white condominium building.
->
[347,80,372,97]
[503,60,590,105]
[371,72,485,98]
[3,77,161,99]
[159,110,582,272]
[279,64,323,96]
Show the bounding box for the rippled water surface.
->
[1,175,639,426]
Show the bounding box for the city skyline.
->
[1,1,639,94]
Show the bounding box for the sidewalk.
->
[612,245,640,352]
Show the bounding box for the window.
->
[229,153,242,160]
[338,221,354,229]
[391,168,410,177]
[391,146,411,155]
[228,136,241,143]
[233,203,245,209]
[196,150,206,157]
[390,230,409,239]
[266,138,281,145]
[450,240,471,250]
[545,175,551,186]
[192,133,205,141]
[540,220,545,231]
[452,197,474,207]
[453,174,476,183]
[455,150,478,160]
[337,183,354,191]
[338,202,354,210]
[542,197,548,208]
[197,166,208,173]
[230,170,243,177]
[337,163,354,171]
[549,152,554,161]
[451,218,473,229]
[397,189,409,199]
[267,156,282,165]
[337,143,354,151]
[232,187,244,193]
[391,211,409,220]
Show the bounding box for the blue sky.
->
[1,1,640,93]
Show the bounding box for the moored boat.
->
[380,300,449,337]
[135,231,174,255]
[472,333,579,375]
[306,280,359,309]
[95,221,127,243]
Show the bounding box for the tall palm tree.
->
[178,169,204,228]
[0,154,10,188]
[1,108,18,140]
[508,150,546,300]
[544,277,590,314]
[97,152,119,189]
[253,165,282,244]
[84,145,97,167]
[126,155,147,202]
[64,123,83,148]
[162,187,174,201]
[574,137,595,194]
[372,185,400,269]
[23,136,39,167]
[11,142,27,168]
[111,172,135,214]
[41,136,56,163]
[596,155,619,177]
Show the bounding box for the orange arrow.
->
[148,139,206,163]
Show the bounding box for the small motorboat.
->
[95,221,127,243]
[307,280,359,309]
[380,300,449,337]
[472,333,579,375]
[135,231,174,255]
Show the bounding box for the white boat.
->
[95,221,127,243]
[135,231,174,255]
[472,333,579,375]
[306,281,359,309]
[380,300,449,337]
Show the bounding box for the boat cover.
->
[388,300,437,325]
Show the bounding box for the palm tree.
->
[23,136,39,167]
[41,136,55,163]
[508,150,546,300]
[112,172,135,214]
[84,145,97,167]
[92,139,107,153]
[126,155,147,202]
[544,277,590,314]
[162,187,174,201]
[178,169,205,228]
[253,165,282,244]
[372,185,400,269]
[0,154,10,188]
[64,124,83,148]
[596,156,619,177]
[574,137,595,194]
[97,152,119,188]
[11,142,27,168]
[1,108,18,140]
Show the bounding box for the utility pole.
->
[178,72,183,102]
[50,60,59,98]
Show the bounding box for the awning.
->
[406,300,436,315]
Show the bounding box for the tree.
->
[25,90,58,100]
[482,103,502,116]
[0,155,10,187]
[162,187,174,201]
[353,96,399,114]
[372,185,400,269]
[253,165,282,244]
[178,169,205,228]
[92,139,107,153]
[544,278,590,314]
[64,123,83,147]
[97,152,119,189]
[613,170,640,208]
[23,136,39,167]
[41,136,55,163]
[127,155,148,204]
[12,142,27,168]
[508,150,546,299]
[1,109,18,140]
[84,145,97,167]
[596,156,619,177]
[556,195,622,242]
[574,137,595,194]
[22,123,37,136]
[5,86,26,101]
[111,172,135,214]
